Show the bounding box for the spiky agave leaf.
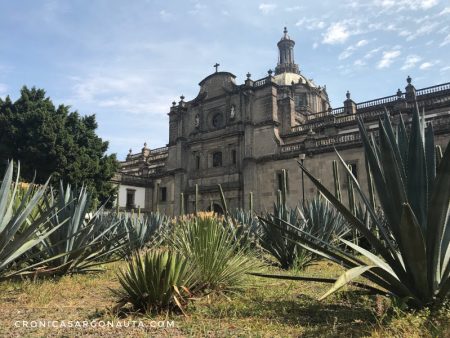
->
[0,161,70,279]
[37,183,127,275]
[301,195,350,243]
[123,212,169,254]
[169,216,260,293]
[258,103,449,309]
[259,202,311,270]
[113,249,194,313]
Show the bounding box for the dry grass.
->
[0,260,449,337]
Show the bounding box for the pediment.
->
[198,72,237,100]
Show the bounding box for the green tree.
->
[0,86,119,207]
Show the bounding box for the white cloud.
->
[258,3,276,14]
[71,75,145,102]
[406,22,439,41]
[285,6,303,12]
[421,0,439,9]
[440,7,450,15]
[438,26,449,34]
[374,0,439,11]
[377,50,401,69]
[398,30,411,37]
[440,34,450,47]
[401,55,422,70]
[323,22,350,44]
[159,10,173,22]
[354,59,366,66]
[356,39,368,47]
[295,18,326,30]
[364,47,382,59]
[339,49,353,60]
[441,66,450,72]
[309,21,325,30]
[312,42,319,49]
[419,62,434,70]
[338,39,369,60]
[69,73,174,116]
[0,83,7,96]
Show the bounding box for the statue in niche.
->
[195,114,200,127]
[230,105,236,119]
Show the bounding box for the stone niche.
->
[198,72,237,100]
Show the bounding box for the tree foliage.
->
[0,86,119,206]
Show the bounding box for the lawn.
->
[1,260,449,338]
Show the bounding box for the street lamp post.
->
[299,153,306,206]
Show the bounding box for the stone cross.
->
[214,63,220,73]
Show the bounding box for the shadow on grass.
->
[200,290,377,337]
[261,298,375,337]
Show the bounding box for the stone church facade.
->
[114,28,450,216]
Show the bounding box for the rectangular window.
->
[231,149,237,165]
[277,172,283,191]
[213,151,222,167]
[295,93,307,107]
[126,189,135,208]
[160,187,167,202]
[196,155,200,169]
[276,170,288,193]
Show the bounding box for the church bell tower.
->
[275,27,300,75]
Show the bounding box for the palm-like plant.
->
[113,250,194,313]
[260,105,449,309]
[170,216,258,293]
[0,162,67,280]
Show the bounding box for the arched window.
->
[212,152,222,167]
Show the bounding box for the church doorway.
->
[207,203,224,215]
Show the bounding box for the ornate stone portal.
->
[114,28,450,215]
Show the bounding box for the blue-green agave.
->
[0,162,67,280]
[258,104,450,309]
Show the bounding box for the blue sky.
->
[0,0,449,159]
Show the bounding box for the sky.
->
[0,0,449,159]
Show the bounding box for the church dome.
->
[272,72,316,87]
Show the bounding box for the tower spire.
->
[275,27,299,75]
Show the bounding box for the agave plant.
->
[113,249,194,313]
[0,161,67,280]
[258,105,450,309]
[124,212,169,253]
[260,202,310,270]
[229,208,261,248]
[301,195,350,243]
[38,182,126,275]
[170,216,259,293]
